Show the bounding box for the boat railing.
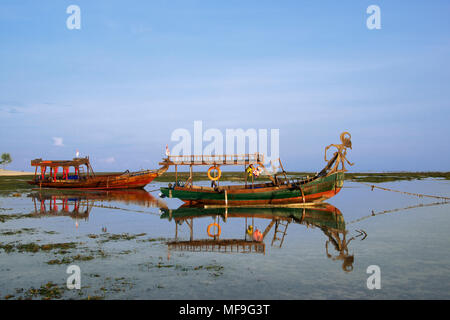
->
[126,169,157,177]
[163,153,265,166]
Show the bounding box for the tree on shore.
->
[0,153,12,169]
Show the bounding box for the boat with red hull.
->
[28,157,168,190]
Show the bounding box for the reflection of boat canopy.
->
[168,239,266,254]
[30,192,92,220]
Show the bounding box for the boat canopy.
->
[30,157,95,180]
[159,153,265,166]
[31,157,90,167]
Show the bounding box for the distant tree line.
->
[0,153,12,169]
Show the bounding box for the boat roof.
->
[159,153,265,166]
[30,157,90,167]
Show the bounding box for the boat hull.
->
[28,171,158,190]
[161,171,344,206]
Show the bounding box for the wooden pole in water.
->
[224,190,228,216]
[245,217,248,240]
[252,217,254,235]
[33,196,37,213]
[225,190,228,207]
[214,216,217,241]
[175,221,178,240]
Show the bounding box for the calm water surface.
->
[0,178,449,299]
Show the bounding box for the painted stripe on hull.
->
[29,173,157,190]
[161,172,344,205]
[181,188,342,205]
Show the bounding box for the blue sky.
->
[1,0,449,172]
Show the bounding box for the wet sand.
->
[0,169,34,176]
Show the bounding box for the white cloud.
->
[102,157,115,164]
[52,137,64,147]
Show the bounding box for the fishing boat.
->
[28,157,168,190]
[159,132,353,206]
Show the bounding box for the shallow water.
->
[0,178,449,299]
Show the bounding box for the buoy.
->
[253,229,263,242]
[207,166,221,181]
[207,223,221,237]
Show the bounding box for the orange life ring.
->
[207,223,221,237]
[207,166,221,181]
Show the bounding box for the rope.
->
[92,204,163,215]
[347,200,449,225]
[354,181,450,201]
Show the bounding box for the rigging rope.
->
[354,181,450,201]
[347,200,450,225]
[92,204,163,215]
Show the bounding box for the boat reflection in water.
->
[161,204,362,272]
[27,190,362,272]
[28,189,168,222]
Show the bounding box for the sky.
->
[0,0,449,172]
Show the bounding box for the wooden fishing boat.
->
[28,157,168,190]
[160,132,353,206]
